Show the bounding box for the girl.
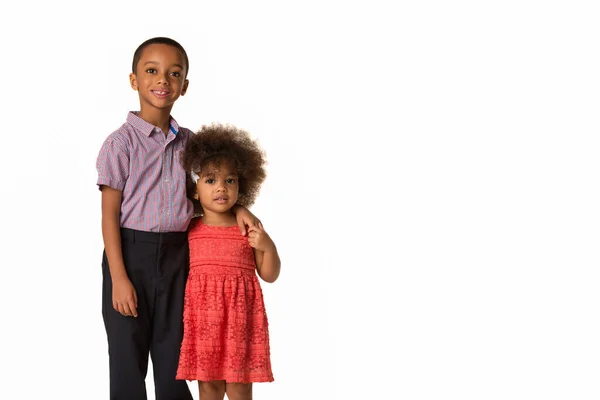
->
[176,123,281,400]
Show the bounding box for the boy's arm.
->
[101,186,138,317]
[232,204,262,236]
[248,226,281,283]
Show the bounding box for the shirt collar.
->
[127,111,180,137]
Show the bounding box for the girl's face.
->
[194,161,239,216]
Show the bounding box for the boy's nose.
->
[156,73,170,85]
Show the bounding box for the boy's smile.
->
[151,89,172,98]
[129,43,189,121]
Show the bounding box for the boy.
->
[96,37,260,400]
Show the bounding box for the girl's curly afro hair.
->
[181,123,267,207]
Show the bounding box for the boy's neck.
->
[138,107,173,135]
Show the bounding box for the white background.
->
[1,1,599,399]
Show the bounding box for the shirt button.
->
[165,178,169,183]
[166,211,171,215]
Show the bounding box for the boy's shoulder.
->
[177,126,195,141]
[96,124,133,159]
[102,112,153,143]
[100,113,166,147]
[105,121,136,141]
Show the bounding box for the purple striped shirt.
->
[96,112,194,232]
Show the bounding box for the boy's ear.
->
[181,79,189,96]
[129,73,138,91]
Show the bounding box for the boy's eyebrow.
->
[143,61,184,69]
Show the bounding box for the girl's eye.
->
[226,178,236,184]
[146,68,156,74]
[205,179,214,184]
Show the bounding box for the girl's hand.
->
[247,225,275,252]
[112,276,138,317]
[233,205,263,236]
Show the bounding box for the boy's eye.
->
[170,71,181,77]
[146,68,156,74]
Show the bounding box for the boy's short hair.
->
[132,37,189,77]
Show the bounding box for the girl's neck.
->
[201,210,237,227]
[138,107,173,135]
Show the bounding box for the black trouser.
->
[102,228,193,400]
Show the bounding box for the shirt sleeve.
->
[96,135,129,191]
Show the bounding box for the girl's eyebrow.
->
[201,173,239,178]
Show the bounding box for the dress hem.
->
[176,374,274,384]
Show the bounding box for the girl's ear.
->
[129,73,138,91]
[193,193,199,200]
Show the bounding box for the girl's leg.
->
[225,383,253,400]
[198,380,226,400]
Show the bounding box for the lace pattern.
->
[176,220,274,383]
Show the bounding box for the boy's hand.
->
[112,277,138,317]
[233,205,262,236]
[247,225,276,252]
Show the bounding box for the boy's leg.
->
[151,233,193,400]
[102,234,155,400]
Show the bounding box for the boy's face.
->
[129,43,189,111]
[194,161,240,216]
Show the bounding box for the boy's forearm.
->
[102,216,128,282]
[101,187,128,282]
[231,204,243,214]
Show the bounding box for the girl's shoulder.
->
[188,215,203,230]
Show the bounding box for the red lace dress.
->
[176,219,273,383]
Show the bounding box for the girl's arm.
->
[248,226,281,283]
